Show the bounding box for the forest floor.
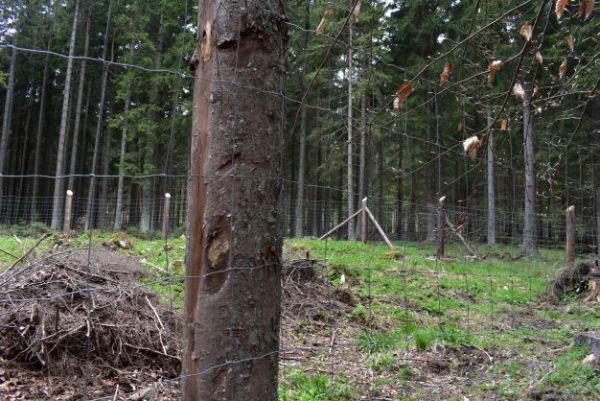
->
[0,231,599,400]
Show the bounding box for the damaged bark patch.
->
[202,21,213,61]
[205,215,231,294]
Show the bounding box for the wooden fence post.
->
[361,197,368,244]
[566,205,575,265]
[63,190,73,237]
[436,196,446,259]
[162,193,171,240]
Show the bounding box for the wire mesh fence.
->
[0,176,598,400]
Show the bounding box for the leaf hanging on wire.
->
[579,0,594,20]
[520,23,533,41]
[500,119,508,131]
[316,8,334,34]
[559,58,568,78]
[393,83,413,110]
[487,60,503,88]
[566,33,575,51]
[352,0,361,21]
[535,51,544,65]
[513,83,525,100]
[439,61,453,86]
[463,136,481,160]
[556,0,570,20]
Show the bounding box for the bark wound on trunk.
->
[183,1,287,400]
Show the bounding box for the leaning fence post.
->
[63,190,73,238]
[566,205,575,265]
[162,193,171,240]
[436,196,446,259]
[361,197,368,244]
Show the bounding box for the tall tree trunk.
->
[522,87,538,256]
[395,129,403,239]
[486,106,496,245]
[0,43,18,214]
[98,112,112,228]
[114,82,132,230]
[293,0,310,237]
[85,0,113,231]
[347,21,354,240]
[51,0,80,229]
[182,1,287,399]
[68,11,91,193]
[357,90,366,236]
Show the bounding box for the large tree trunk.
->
[68,11,91,193]
[486,106,496,245]
[522,88,538,256]
[51,0,80,229]
[182,1,287,400]
[85,0,113,231]
[347,21,354,239]
[0,42,18,214]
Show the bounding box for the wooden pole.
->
[436,196,446,259]
[364,206,394,249]
[566,205,575,265]
[162,193,171,240]
[361,197,368,243]
[63,190,73,237]
[319,208,363,240]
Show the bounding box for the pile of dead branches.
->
[0,249,181,376]
[548,261,599,303]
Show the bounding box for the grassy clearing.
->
[1,232,599,400]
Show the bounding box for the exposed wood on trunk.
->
[182,1,287,399]
[51,0,80,229]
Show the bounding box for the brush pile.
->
[0,249,180,376]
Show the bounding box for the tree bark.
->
[293,0,309,238]
[347,21,354,240]
[0,42,18,212]
[182,1,287,400]
[85,0,113,231]
[68,11,91,193]
[486,106,496,245]
[51,0,80,229]
[30,33,52,222]
[357,90,366,236]
[114,82,132,230]
[522,88,538,256]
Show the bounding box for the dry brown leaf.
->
[535,51,544,65]
[458,122,464,132]
[455,217,467,233]
[316,8,334,34]
[487,60,503,87]
[559,58,568,78]
[393,83,413,110]
[439,61,453,86]
[567,33,575,51]
[352,0,362,21]
[556,0,570,20]
[520,23,533,41]
[500,119,508,131]
[513,83,525,100]
[463,136,481,160]
[579,0,594,20]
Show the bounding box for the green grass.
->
[2,232,599,400]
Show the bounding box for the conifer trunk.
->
[522,87,538,256]
[51,0,80,229]
[182,0,287,399]
[486,106,496,245]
